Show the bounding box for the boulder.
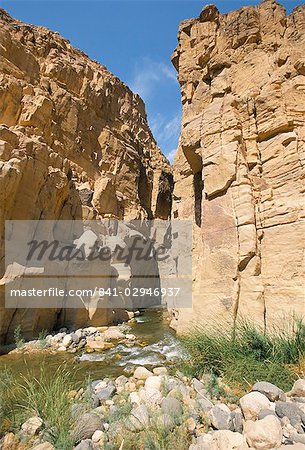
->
[275,401,305,428]
[161,397,183,424]
[144,375,162,391]
[240,392,271,420]
[214,430,248,450]
[21,417,43,436]
[62,334,73,347]
[73,412,104,443]
[133,367,153,380]
[288,380,305,398]
[209,404,233,430]
[153,367,168,376]
[252,381,286,402]
[231,411,243,433]
[243,415,283,449]
[127,404,150,431]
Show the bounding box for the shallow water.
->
[0,310,183,382]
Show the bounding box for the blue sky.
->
[1,1,301,161]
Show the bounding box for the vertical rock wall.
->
[0,9,172,343]
[171,0,305,332]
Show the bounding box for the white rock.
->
[133,366,153,380]
[57,346,66,352]
[153,367,168,375]
[62,334,73,347]
[243,415,282,449]
[240,391,271,420]
[144,375,162,391]
[125,333,136,340]
[21,417,43,436]
[139,387,163,406]
[91,430,104,443]
[129,391,141,406]
[214,430,248,450]
[94,381,107,392]
[288,379,305,398]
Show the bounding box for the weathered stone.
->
[209,404,233,431]
[0,9,172,344]
[240,392,271,420]
[252,381,286,402]
[62,334,73,348]
[153,367,168,376]
[231,411,243,433]
[73,412,104,443]
[133,367,153,380]
[288,380,305,399]
[91,430,104,444]
[161,397,183,424]
[31,444,55,450]
[95,385,116,402]
[244,415,283,449]
[170,0,305,332]
[213,430,248,450]
[144,375,162,391]
[127,404,150,431]
[258,409,277,420]
[21,417,43,436]
[275,401,305,428]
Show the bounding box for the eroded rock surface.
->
[0,8,172,343]
[171,0,305,332]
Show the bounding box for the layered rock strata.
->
[171,0,305,331]
[0,9,172,343]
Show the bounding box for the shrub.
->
[180,318,305,392]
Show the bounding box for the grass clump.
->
[180,318,305,392]
[0,368,24,435]
[14,325,25,349]
[18,363,79,450]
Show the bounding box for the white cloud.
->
[166,148,177,164]
[129,58,177,100]
[151,112,181,146]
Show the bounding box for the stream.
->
[0,310,183,382]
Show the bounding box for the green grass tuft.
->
[17,363,80,449]
[180,318,305,392]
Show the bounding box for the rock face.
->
[0,9,172,343]
[171,0,305,332]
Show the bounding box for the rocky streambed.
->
[0,310,182,381]
[1,364,305,450]
[1,311,305,450]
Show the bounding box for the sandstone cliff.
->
[0,9,172,343]
[171,0,305,332]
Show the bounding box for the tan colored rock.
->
[240,392,271,421]
[243,415,283,449]
[0,9,171,344]
[171,0,305,332]
[133,366,153,380]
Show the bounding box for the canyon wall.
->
[171,0,305,332]
[0,9,172,343]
